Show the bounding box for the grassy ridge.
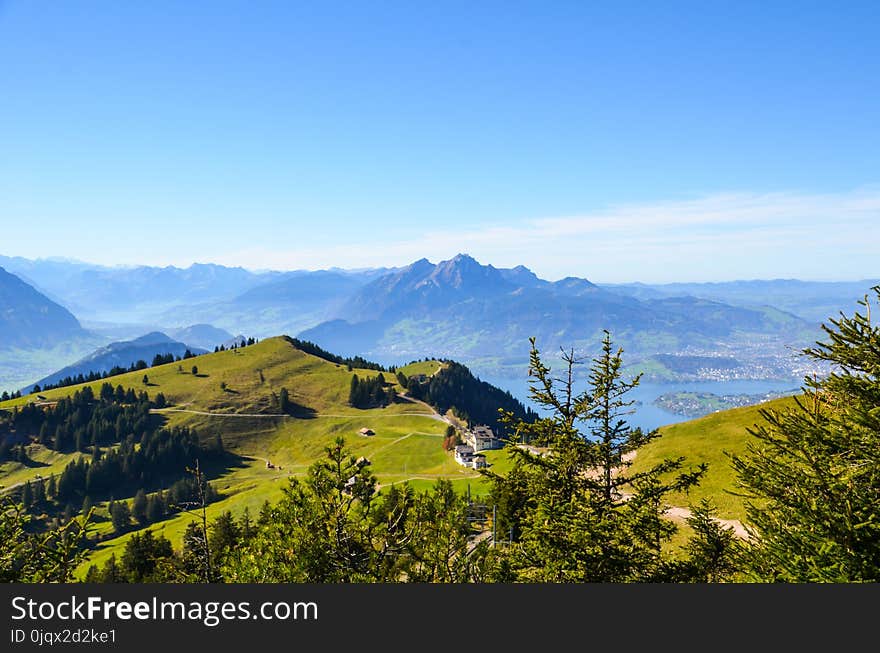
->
[629,395,797,521]
[0,337,493,575]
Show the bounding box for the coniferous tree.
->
[81,495,93,518]
[240,507,254,541]
[732,287,880,582]
[32,480,45,507]
[278,388,291,413]
[132,489,148,525]
[119,530,174,582]
[146,494,163,524]
[489,332,705,582]
[110,501,131,534]
[21,481,33,507]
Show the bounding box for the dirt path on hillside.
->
[619,451,750,540]
[153,407,440,420]
[661,505,750,539]
[397,395,458,426]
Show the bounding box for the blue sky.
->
[0,1,877,282]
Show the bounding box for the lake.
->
[479,374,802,432]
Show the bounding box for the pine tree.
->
[278,388,291,413]
[209,511,241,563]
[110,501,131,534]
[132,489,148,525]
[240,506,254,541]
[145,495,161,523]
[21,481,33,507]
[32,480,45,506]
[732,286,880,582]
[490,332,705,582]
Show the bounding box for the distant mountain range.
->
[0,256,277,323]
[0,266,88,348]
[604,279,880,324]
[159,269,386,338]
[0,255,389,336]
[166,324,234,351]
[1,253,875,388]
[299,254,818,367]
[26,332,208,392]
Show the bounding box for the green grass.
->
[629,395,797,522]
[0,337,488,575]
[398,360,443,378]
[0,444,82,491]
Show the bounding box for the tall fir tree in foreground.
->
[0,492,91,582]
[489,331,710,582]
[732,287,880,581]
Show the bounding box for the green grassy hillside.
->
[629,395,798,521]
[0,337,494,576]
[2,334,796,572]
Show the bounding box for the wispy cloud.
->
[214,187,880,282]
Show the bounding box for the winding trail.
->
[153,407,441,420]
[662,505,749,539]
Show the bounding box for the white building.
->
[464,425,503,452]
[454,444,475,466]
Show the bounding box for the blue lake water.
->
[480,375,802,432]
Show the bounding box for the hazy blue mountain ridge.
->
[26,332,208,392]
[0,266,87,349]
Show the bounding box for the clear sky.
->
[0,1,877,282]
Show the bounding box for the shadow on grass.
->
[285,401,318,419]
[15,456,51,469]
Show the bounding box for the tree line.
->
[348,373,396,409]
[0,384,165,459]
[32,349,199,394]
[402,362,538,435]
[213,337,257,352]
[2,383,224,539]
[286,337,389,372]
